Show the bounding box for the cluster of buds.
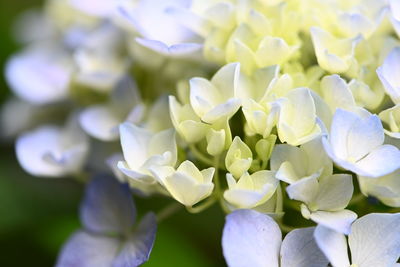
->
[3,0,400,266]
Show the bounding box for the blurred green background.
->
[0,1,226,266]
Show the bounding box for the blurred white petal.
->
[6,45,72,105]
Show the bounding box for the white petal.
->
[314,174,353,211]
[117,161,154,183]
[222,209,281,267]
[390,0,400,21]
[136,38,202,57]
[202,98,241,123]
[310,210,357,235]
[16,126,64,177]
[301,137,333,178]
[211,62,240,99]
[278,88,319,146]
[224,189,267,209]
[328,109,360,159]
[148,129,177,166]
[122,0,193,46]
[16,125,88,177]
[119,123,151,170]
[321,74,355,112]
[358,170,400,207]
[164,172,214,206]
[314,225,350,267]
[189,77,220,118]
[377,47,400,104]
[346,114,384,161]
[5,45,72,105]
[80,105,121,141]
[280,227,329,267]
[286,176,319,204]
[106,154,126,183]
[271,144,306,179]
[354,145,400,177]
[349,213,400,267]
[275,161,300,184]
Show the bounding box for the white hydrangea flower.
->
[5,44,73,105]
[358,169,400,207]
[169,95,208,143]
[323,108,400,177]
[277,87,323,146]
[236,65,281,102]
[189,63,241,124]
[7,0,400,265]
[297,174,357,234]
[205,119,232,156]
[271,137,333,184]
[314,213,400,267]
[242,99,280,138]
[223,171,278,210]
[225,23,299,74]
[240,66,292,138]
[348,69,385,111]
[170,0,301,72]
[271,137,355,233]
[311,26,360,74]
[117,122,177,183]
[16,116,89,177]
[150,160,215,207]
[225,136,252,179]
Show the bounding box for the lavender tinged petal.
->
[80,175,136,235]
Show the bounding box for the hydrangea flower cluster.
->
[3,0,400,266]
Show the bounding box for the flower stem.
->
[214,156,221,191]
[213,156,231,214]
[186,197,217,213]
[275,183,284,213]
[157,202,182,223]
[349,193,365,206]
[189,144,215,166]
